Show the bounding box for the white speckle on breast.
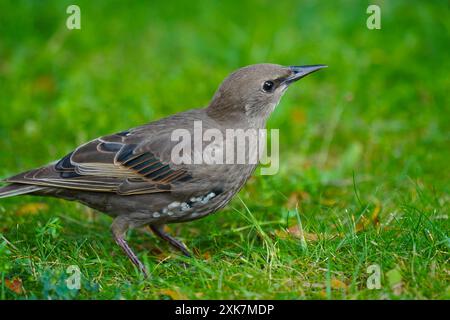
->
[157,191,220,219]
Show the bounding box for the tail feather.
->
[0,184,46,199]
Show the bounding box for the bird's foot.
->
[113,236,149,278]
[112,217,149,278]
[150,224,192,257]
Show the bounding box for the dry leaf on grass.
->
[188,228,200,236]
[355,202,381,232]
[202,251,212,260]
[16,203,48,216]
[275,225,334,242]
[330,278,347,290]
[5,278,24,294]
[158,288,188,300]
[287,225,318,241]
[149,247,174,262]
[286,191,310,209]
[320,198,338,206]
[275,227,319,241]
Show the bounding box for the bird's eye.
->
[262,80,275,92]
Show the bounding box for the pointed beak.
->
[284,65,327,84]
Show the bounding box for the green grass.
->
[0,0,448,299]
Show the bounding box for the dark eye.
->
[262,80,275,92]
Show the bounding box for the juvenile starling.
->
[0,64,326,276]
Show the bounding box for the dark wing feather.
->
[6,129,192,195]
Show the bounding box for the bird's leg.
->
[111,217,149,277]
[150,224,191,257]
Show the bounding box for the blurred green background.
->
[0,0,448,299]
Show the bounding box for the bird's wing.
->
[5,128,192,195]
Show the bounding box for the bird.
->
[0,63,326,276]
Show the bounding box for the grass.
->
[0,0,448,299]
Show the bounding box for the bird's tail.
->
[0,183,46,199]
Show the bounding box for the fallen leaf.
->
[158,288,188,300]
[286,191,310,209]
[5,278,23,294]
[318,290,327,298]
[355,215,370,232]
[320,198,337,206]
[330,278,347,290]
[188,228,200,236]
[16,203,49,216]
[274,225,334,242]
[151,248,173,262]
[287,225,318,241]
[303,282,325,289]
[274,229,288,239]
[371,202,381,227]
[355,202,381,232]
[392,282,403,296]
[202,251,211,260]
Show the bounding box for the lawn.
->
[0,0,448,299]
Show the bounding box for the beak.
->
[284,65,327,84]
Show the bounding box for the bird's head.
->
[207,63,326,126]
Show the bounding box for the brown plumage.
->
[0,63,326,276]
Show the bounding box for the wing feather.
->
[6,128,192,195]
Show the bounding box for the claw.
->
[150,224,192,257]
